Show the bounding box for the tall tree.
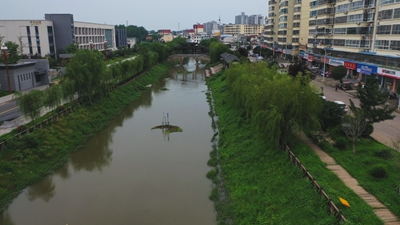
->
[357,75,395,124]
[331,65,347,81]
[64,43,79,54]
[341,100,368,154]
[64,50,109,101]
[14,90,44,123]
[209,41,230,63]
[0,41,21,64]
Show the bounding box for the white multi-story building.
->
[0,20,56,57]
[0,14,116,58]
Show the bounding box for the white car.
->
[334,101,349,113]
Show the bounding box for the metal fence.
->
[283,144,346,222]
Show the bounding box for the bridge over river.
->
[167,42,210,65]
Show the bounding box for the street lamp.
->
[103,40,108,61]
[322,48,327,82]
[1,43,12,93]
[89,40,94,50]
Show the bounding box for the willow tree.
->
[15,90,45,123]
[42,84,62,112]
[64,50,110,101]
[225,62,323,146]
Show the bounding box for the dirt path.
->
[300,135,400,224]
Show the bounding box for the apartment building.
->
[223,24,264,36]
[248,14,265,24]
[73,21,115,51]
[266,0,400,91]
[235,12,248,24]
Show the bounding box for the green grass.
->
[289,139,383,224]
[0,90,13,98]
[0,62,171,213]
[207,72,349,225]
[315,128,400,219]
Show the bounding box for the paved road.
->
[0,99,21,122]
[312,80,400,148]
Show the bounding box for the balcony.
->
[269,0,277,4]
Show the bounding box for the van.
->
[333,101,348,113]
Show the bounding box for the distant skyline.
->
[2,0,268,31]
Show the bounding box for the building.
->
[248,14,265,25]
[157,29,171,35]
[0,20,56,58]
[235,12,248,24]
[115,29,127,48]
[223,24,264,36]
[193,24,204,34]
[0,14,116,58]
[203,21,219,35]
[0,59,50,92]
[73,21,116,51]
[127,37,137,48]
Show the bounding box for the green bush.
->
[16,125,27,133]
[362,123,374,137]
[56,105,66,113]
[334,138,347,150]
[369,165,388,178]
[374,149,394,159]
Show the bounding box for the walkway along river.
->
[0,58,216,225]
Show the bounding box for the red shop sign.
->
[344,61,357,70]
[308,55,313,62]
[321,56,329,64]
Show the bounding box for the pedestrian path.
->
[300,135,400,225]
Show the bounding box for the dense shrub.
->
[369,165,388,178]
[55,105,66,113]
[16,125,27,133]
[362,123,374,137]
[374,149,395,159]
[334,138,347,150]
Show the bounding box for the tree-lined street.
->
[312,79,400,147]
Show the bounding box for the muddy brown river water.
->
[0,59,216,225]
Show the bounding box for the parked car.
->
[334,101,349,113]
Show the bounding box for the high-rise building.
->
[203,21,219,35]
[248,14,265,24]
[223,24,264,35]
[235,12,248,24]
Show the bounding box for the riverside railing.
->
[283,144,346,222]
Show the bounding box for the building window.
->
[278,23,288,28]
[293,15,301,20]
[390,40,400,50]
[309,29,316,35]
[310,1,318,7]
[335,16,348,23]
[293,30,300,35]
[379,9,393,20]
[349,1,364,11]
[293,22,300,27]
[294,6,301,12]
[278,38,287,42]
[35,26,39,35]
[377,25,392,34]
[280,8,288,14]
[279,16,288,21]
[394,8,400,18]
[348,14,364,23]
[26,26,30,36]
[345,40,360,47]
[347,27,371,34]
[292,38,299,42]
[392,24,400,34]
[333,39,346,46]
[336,4,349,13]
[278,30,287,35]
[334,28,347,34]
[269,6,275,10]
[375,40,390,49]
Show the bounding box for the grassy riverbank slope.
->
[0,63,171,212]
[206,71,383,224]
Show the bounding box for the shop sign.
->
[283,49,286,54]
[313,55,321,62]
[303,53,308,59]
[329,59,344,66]
[357,64,377,75]
[344,62,357,70]
[308,55,313,62]
[377,67,400,79]
[320,56,329,64]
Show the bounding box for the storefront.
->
[377,67,400,92]
[307,55,314,67]
[312,55,321,68]
[302,53,308,65]
[344,61,357,79]
[328,58,345,74]
[320,56,330,72]
[356,63,378,82]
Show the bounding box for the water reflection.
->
[0,211,15,225]
[26,175,55,202]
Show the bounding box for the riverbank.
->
[206,70,383,224]
[0,63,171,213]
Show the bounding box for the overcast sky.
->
[2,0,268,31]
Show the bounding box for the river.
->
[0,58,216,225]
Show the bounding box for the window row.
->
[380,0,400,5]
[335,1,366,13]
[375,40,400,50]
[334,27,373,34]
[376,24,400,34]
[19,73,33,82]
[379,8,400,20]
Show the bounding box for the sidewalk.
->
[0,84,50,135]
[299,134,400,224]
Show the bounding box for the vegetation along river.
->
[0,58,216,225]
